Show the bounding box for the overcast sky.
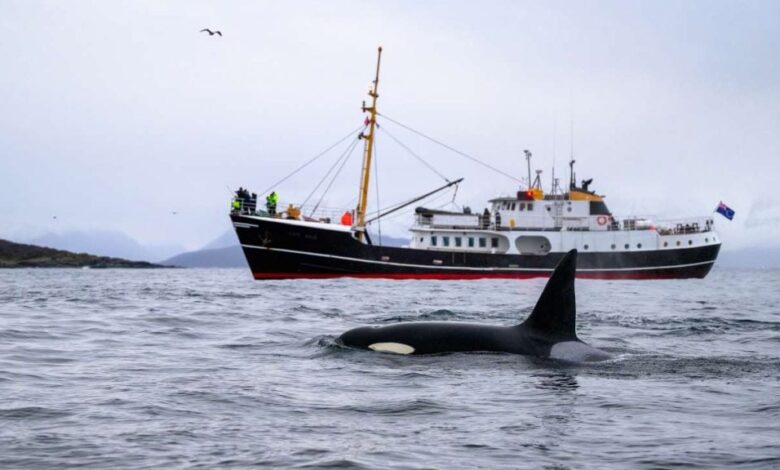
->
[1,0,778,250]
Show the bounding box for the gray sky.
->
[1,0,778,250]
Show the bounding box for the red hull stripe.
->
[252,271,688,280]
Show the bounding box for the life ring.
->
[596,215,608,226]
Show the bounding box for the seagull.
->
[171,211,178,215]
[200,28,222,36]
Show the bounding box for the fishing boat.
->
[229,48,721,280]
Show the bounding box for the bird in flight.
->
[200,28,222,36]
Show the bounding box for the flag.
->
[716,201,735,220]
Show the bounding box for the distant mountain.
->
[0,239,165,268]
[163,245,246,268]
[201,229,239,250]
[27,230,185,263]
[717,246,780,269]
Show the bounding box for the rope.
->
[309,137,361,217]
[378,126,450,183]
[259,124,364,196]
[378,114,522,183]
[302,136,360,207]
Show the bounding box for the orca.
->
[338,249,610,362]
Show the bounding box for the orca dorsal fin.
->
[520,249,578,340]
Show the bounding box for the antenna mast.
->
[355,47,383,241]
[523,149,532,189]
[568,120,576,190]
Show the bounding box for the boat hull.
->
[231,215,720,280]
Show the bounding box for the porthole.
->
[546,206,551,212]
[663,241,668,247]
[688,240,693,245]
[637,243,642,249]
[584,244,589,250]
[624,244,629,249]
[713,237,717,242]
[611,244,616,250]
[705,238,709,243]
[567,207,572,212]
[676,241,681,246]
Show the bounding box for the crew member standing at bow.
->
[266,191,279,215]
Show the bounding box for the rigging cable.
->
[372,137,382,246]
[308,137,361,217]
[259,124,365,196]
[302,135,360,208]
[377,126,450,183]
[378,114,522,183]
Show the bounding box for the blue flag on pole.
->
[716,201,735,220]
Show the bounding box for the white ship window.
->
[584,244,589,250]
[511,203,516,210]
[431,236,437,246]
[455,237,462,247]
[520,203,525,211]
[637,243,642,249]
[468,237,474,247]
[611,244,616,250]
[491,237,499,248]
[479,238,487,248]
[443,236,450,247]
[624,244,630,249]
[664,241,668,247]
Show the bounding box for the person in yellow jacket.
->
[266,191,279,215]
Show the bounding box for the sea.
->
[1,267,778,469]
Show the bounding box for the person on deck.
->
[266,192,279,215]
[495,211,502,230]
[482,208,490,230]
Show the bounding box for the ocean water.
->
[1,267,778,469]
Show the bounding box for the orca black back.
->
[338,249,609,361]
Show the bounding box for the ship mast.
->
[355,47,383,241]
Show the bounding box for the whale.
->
[338,249,610,362]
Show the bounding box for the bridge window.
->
[491,237,499,248]
[528,203,534,211]
[519,203,525,211]
[455,237,462,247]
[468,237,474,247]
[479,238,487,248]
[443,236,450,247]
[511,203,516,210]
[431,236,437,246]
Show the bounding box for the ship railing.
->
[231,198,355,224]
[614,215,716,235]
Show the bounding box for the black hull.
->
[231,215,720,280]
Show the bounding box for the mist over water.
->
[1,267,778,468]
